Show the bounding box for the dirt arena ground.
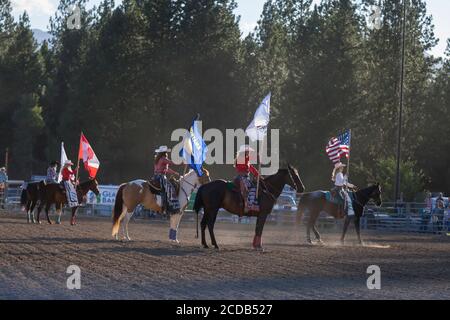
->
[0,211,449,300]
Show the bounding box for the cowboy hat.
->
[0,167,5,171]
[155,146,171,153]
[334,162,346,169]
[238,145,256,153]
[64,160,74,166]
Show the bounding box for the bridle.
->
[178,172,208,201]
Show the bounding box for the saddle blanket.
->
[325,190,355,216]
[64,181,79,208]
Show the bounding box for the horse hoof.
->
[306,239,313,245]
[317,240,324,246]
[253,246,264,252]
[214,246,219,250]
[202,244,209,249]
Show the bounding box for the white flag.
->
[245,93,271,142]
[58,142,68,182]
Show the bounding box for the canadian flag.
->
[78,133,100,178]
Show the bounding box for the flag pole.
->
[255,137,263,197]
[346,129,352,179]
[75,132,82,184]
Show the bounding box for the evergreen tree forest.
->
[0,0,449,201]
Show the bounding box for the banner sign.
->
[86,185,119,205]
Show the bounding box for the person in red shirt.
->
[153,146,180,214]
[61,160,77,185]
[234,145,260,214]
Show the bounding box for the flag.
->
[180,115,208,176]
[326,130,351,164]
[246,93,271,142]
[58,142,68,183]
[78,133,100,178]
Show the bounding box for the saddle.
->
[325,189,354,219]
[147,178,162,194]
[147,177,180,196]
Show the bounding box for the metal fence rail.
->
[1,183,449,235]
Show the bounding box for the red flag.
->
[78,133,100,178]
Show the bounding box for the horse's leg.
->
[253,214,268,250]
[169,212,183,243]
[312,225,323,244]
[306,210,317,244]
[45,203,53,225]
[36,202,43,224]
[56,203,62,225]
[70,207,78,225]
[26,200,32,223]
[123,211,134,241]
[341,216,352,244]
[354,217,363,245]
[201,213,208,248]
[207,211,219,249]
[30,201,37,224]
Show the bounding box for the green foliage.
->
[0,0,448,198]
[363,157,426,202]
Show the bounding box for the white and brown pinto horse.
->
[112,169,210,242]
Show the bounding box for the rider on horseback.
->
[45,161,59,184]
[153,146,181,214]
[331,162,356,216]
[61,160,77,185]
[234,145,260,214]
[60,160,79,208]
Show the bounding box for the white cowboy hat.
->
[334,162,346,169]
[238,145,256,153]
[0,167,5,171]
[155,146,171,153]
[64,160,74,166]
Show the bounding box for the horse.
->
[193,165,305,250]
[20,181,46,223]
[112,168,210,242]
[36,179,100,225]
[297,184,382,245]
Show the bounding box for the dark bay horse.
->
[193,165,305,250]
[20,181,46,223]
[36,180,100,225]
[297,184,382,244]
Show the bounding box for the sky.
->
[11,0,450,57]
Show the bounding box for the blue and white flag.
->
[246,93,271,142]
[180,115,208,176]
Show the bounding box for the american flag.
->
[326,130,351,164]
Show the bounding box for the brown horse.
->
[193,165,305,250]
[20,181,46,223]
[36,180,100,225]
[297,184,382,245]
[112,169,210,241]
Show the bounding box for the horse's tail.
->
[20,187,28,208]
[112,184,126,237]
[193,185,205,239]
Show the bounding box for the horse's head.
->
[370,183,382,206]
[199,167,211,185]
[88,178,100,196]
[287,164,305,193]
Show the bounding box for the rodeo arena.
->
[0,96,449,302]
[1,0,450,306]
